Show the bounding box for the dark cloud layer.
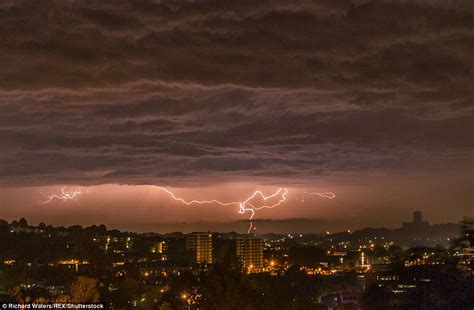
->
[0,0,473,186]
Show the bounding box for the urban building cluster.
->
[0,213,472,309]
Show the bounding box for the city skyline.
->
[0,1,473,232]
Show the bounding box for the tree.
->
[362,284,395,310]
[18,218,28,228]
[400,267,474,309]
[10,286,50,304]
[388,245,403,256]
[199,264,246,309]
[67,225,84,237]
[54,295,70,303]
[11,286,25,303]
[116,278,139,306]
[70,277,99,302]
[141,287,165,310]
[159,302,172,310]
[0,271,7,294]
[373,245,388,257]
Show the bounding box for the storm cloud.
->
[0,0,473,187]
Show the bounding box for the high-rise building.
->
[185,232,213,264]
[236,238,263,272]
[413,210,422,223]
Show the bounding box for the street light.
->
[181,293,191,310]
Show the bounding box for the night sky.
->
[0,1,473,232]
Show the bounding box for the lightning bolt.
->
[238,187,289,232]
[40,186,335,233]
[298,191,336,203]
[40,187,83,204]
[152,186,239,207]
[153,186,289,233]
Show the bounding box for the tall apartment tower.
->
[236,238,264,272]
[413,210,422,223]
[185,232,213,264]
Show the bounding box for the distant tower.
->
[413,211,422,223]
[402,211,429,229]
